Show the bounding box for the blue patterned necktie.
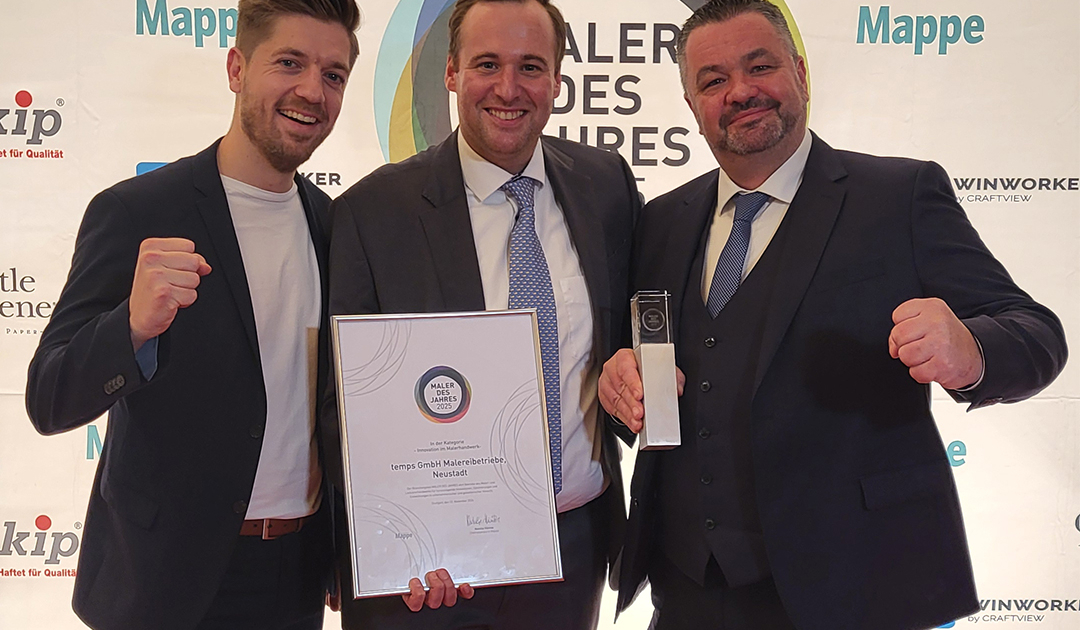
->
[501,175,562,495]
[706,191,771,317]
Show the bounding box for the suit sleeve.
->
[910,161,1067,408]
[26,190,150,435]
[607,153,644,447]
[320,194,380,491]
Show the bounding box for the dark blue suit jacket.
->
[616,134,1066,630]
[26,141,333,630]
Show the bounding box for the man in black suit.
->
[24,1,362,628]
[326,1,639,628]
[598,1,1067,629]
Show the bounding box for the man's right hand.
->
[598,348,685,433]
[128,238,211,351]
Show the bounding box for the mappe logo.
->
[0,90,65,154]
[370,0,807,164]
[0,515,80,568]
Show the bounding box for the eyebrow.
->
[693,47,777,83]
[469,52,549,66]
[743,48,773,63]
[271,47,350,74]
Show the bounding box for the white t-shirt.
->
[221,175,321,520]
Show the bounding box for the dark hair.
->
[237,0,362,67]
[677,0,798,90]
[448,0,567,73]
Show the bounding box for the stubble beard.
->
[715,97,801,157]
[240,98,329,174]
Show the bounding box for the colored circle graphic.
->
[15,90,32,108]
[372,0,808,163]
[415,366,472,423]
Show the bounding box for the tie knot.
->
[733,191,770,223]
[500,175,539,210]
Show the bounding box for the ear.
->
[227,47,245,95]
[795,55,809,101]
[444,54,458,93]
[552,70,562,100]
[684,93,704,136]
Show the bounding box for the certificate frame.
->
[331,310,562,599]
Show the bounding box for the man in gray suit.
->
[326,0,640,628]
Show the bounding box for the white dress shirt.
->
[700,130,813,301]
[457,132,604,513]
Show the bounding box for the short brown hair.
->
[236,0,362,67]
[677,0,798,90]
[447,0,567,74]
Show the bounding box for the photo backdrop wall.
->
[1,1,1077,628]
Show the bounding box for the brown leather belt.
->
[239,516,307,540]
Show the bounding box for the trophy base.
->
[635,343,681,451]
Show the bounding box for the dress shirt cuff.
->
[134,336,159,381]
[950,333,985,393]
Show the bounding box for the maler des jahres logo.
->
[371,0,806,162]
[415,366,472,424]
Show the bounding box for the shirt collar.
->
[458,129,547,205]
[716,129,813,212]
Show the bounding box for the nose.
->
[294,67,326,104]
[492,67,522,101]
[724,72,758,105]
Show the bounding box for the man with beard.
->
[598,1,1066,629]
[25,1,361,628]
[326,0,639,628]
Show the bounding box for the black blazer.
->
[616,135,1066,630]
[326,132,641,578]
[25,141,333,630]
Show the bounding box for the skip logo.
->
[0,91,62,146]
[0,515,80,566]
[857,6,985,55]
[137,0,237,49]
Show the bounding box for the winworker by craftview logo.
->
[953,176,1079,205]
[0,514,81,574]
[0,90,66,158]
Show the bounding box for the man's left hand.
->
[889,297,983,390]
[401,569,474,612]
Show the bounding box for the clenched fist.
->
[888,297,983,390]
[129,238,211,351]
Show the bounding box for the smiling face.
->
[445,0,562,174]
[683,11,808,168]
[228,14,352,174]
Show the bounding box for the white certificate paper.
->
[331,310,562,598]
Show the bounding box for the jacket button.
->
[698,427,711,439]
[700,380,711,392]
[700,474,712,485]
[233,500,247,515]
[631,498,639,507]
[249,425,264,439]
[704,518,716,530]
[704,337,716,348]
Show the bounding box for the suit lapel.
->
[417,134,487,312]
[543,138,609,316]
[662,171,719,341]
[191,141,261,363]
[295,175,329,313]
[752,135,848,393]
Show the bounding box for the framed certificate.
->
[331,310,562,599]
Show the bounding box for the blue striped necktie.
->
[501,175,562,495]
[706,191,770,317]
